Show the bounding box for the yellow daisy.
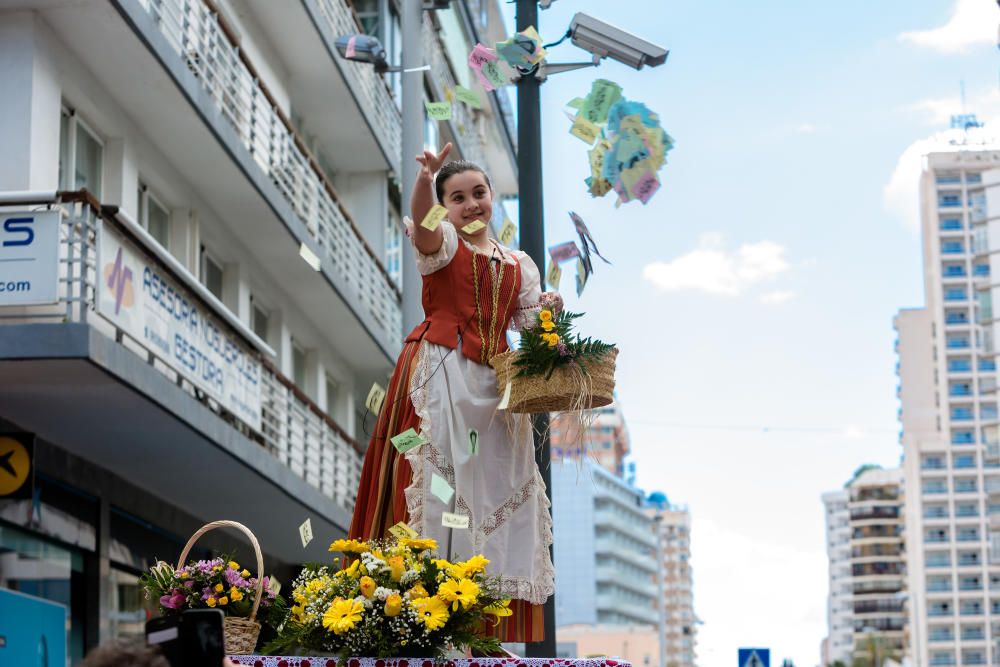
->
[412,596,449,630]
[322,598,365,635]
[398,537,438,552]
[437,578,480,611]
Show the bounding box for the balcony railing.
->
[138,0,402,348]
[0,192,362,511]
[310,0,402,162]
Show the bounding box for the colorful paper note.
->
[546,262,562,290]
[366,382,386,416]
[497,382,512,410]
[570,115,600,145]
[390,428,427,454]
[567,97,585,110]
[442,512,470,529]
[468,43,500,91]
[468,428,479,455]
[430,473,455,504]
[420,204,448,232]
[425,101,452,121]
[581,79,623,125]
[495,26,546,68]
[499,218,517,246]
[576,257,589,297]
[632,170,661,205]
[570,211,611,264]
[388,521,419,540]
[454,85,481,109]
[549,241,581,264]
[461,219,486,234]
[298,518,313,548]
[267,576,281,596]
[481,60,508,89]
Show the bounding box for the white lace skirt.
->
[403,339,555,604]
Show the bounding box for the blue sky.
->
[496,1,1000,666]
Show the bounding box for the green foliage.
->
[514,309,615,378]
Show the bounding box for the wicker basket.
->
[491,347,618,414]
[177,520,265,655]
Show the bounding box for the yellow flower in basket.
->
[328,538,369,554]
[484,599,513,621]
[230,587,243,602]
[388,555,406,582]
[359,575,376,598]
[398,537,438,552]
[437,578,480,611]
[462,554,490,576]
[322,598,365,635]
[541,320,555,332]
[408,583,429,599]
[411,596,449,630]
[539,309,552,322]
[384,593,403,617]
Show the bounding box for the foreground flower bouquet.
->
[263,537,511,659]
[140,520,286,654]
[491,307,618,414]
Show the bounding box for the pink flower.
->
[160,590,186,610]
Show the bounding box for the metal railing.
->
[138,0,402,348]
[0,192,361,513]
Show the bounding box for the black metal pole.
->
[516,0,556,658]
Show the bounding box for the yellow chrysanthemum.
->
[437,578,480,612]
[228,561,239,570]
[539,309,553,322]
[205,597,217,608]
[343,560,361,579]
[328,538,369,554]
[229,587,243,602]
[398,537,438,552]
[462,555,490,576]
[541,320,555,331]
[218,596,229,606]
[546,333,560,347]
[384,593,403,617]
[322,598,365,635]
[412,596,450,630]
[359,575,376,598]
[408,583,429,599]
[241,569,250,578]
[214,583,224,593]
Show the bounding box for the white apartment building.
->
[0,0,516,660]
[648,499,697,667]
[896,123,1000,667]
[823,488,853,665]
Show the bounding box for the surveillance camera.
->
[335,34,389,71]
[568,12,668,70]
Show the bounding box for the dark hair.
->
[80,640,170,667]
[435,160,492,203]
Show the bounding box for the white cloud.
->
[759,290,797,305]
[898,0,998,53]
[904,87,1000,127]
[883,137,936,231]
[643,235,790,296]
[794,123,818,134]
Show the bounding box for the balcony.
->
[0,193,358,561]
[594,508,658,549]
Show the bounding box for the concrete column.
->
[0,12,62,191]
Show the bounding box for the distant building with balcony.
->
[551,401,631,477]
[646,494,696,667]
[822,488,852,665]
[895,125,1000,667]
[0,0,516,660]
[552,459,660,630]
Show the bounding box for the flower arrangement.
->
[514,307,615,379]
[141,556,285,629]
[263,537,511,659]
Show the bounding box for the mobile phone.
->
[146,609,225,666]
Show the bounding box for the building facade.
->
[551,402,631,477]
[0,0,516,660]
[823,488,853,665]
[646,498,697,667]
[896,125,1000,667]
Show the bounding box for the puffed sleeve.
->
[403,217,459,275]
[510,250,543,330]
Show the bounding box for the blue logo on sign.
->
[2,217,34,247]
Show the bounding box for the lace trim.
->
[403,344,433,534]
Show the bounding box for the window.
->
[940,218,963,231]
[137,182,170,249]
[325,374,338,417]
[939,192,963,208]
[200,249,224,300]
[291,340,307,388]
[385,210,402,288]
[251,298,270,343]
[59,108,104,198]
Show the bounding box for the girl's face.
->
[440,170,493,233]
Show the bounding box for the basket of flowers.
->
[263,536,512,658]
[491,306,617,414]
[141,520,284,654]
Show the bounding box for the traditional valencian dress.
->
[349,220,555,641]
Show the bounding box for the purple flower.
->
[184,580,194,589]
[556,342,569,357]
[224,568,244,587]
[160,590,186,610]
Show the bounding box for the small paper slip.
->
[461,219,486,234]
[468,428,479,455]
[267,576,281,597]
[498,218,517,246]
[420,205,448,232]
[481,60,508,89]
[454,85,481,109]
[442,512,470,529]
[570,115,599,145]
[632,171,661,205]
[497,382,512,410]
[366,382,386,416]
[390,428,427,454]
[299,518,313,548]
[430,473,454,504]
[549,241,580,264]
[425,101,452,121]
[388,521,419,540]
[468,43,499,91]
[546,262,562,290]
[567,97,585,110]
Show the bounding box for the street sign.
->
[0,433,33,500]
[739,648,770,667]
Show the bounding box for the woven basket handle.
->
[177,520,266,622]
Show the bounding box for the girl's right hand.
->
[415,142,453,180]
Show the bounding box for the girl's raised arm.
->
[410,143,452,256]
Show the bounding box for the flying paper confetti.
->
[468,43,503,91]
[495,26,547,68]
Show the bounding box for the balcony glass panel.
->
[953,431,976,444]
[941,218,964,230]
[953,408,975,420]
[975,264,990,276]
[946,289,970,301]
[981,359,998,372]
[943,241,966,254]
[950,360,973,372]
[954,455,977,468]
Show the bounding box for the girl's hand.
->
[415,142,453,180]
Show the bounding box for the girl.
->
[349,143,556,642]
